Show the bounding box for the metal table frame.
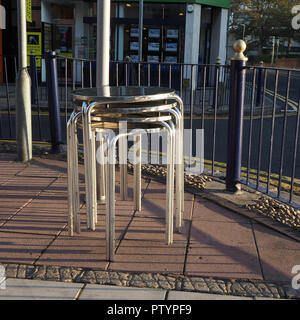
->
[67,86,185,261]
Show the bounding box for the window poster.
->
[148,28,160,38]
[130,28,139,38]
[166,29,179,39]
[130,41,139,51]
[165,43,177,52]
[130,55,139,62]
[148,42,160,52]
[165,56,177,63]
[147,55,159,63]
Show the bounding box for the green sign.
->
[116,0,230,9]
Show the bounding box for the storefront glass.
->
[199,6,212,64]
[113,2,186,63]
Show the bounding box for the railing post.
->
[226,40,248,192]
[213,57,221,109]
[256,61,264,107]
[30,51,37,105]
[45,51,62,153]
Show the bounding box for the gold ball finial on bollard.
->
[232,40,248,61]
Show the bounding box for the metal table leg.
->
[134,133,142,212]
[119,121,128,201]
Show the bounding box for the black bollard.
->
[45,51,62,153]
[226,40,248,192]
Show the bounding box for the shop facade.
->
[0,0,230,82]
[84,0,230,66]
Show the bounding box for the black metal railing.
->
[0,53,299,206]
[242,65,300,205]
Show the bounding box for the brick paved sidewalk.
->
[0,153,299,299]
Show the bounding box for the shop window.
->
[124,2,139,18]
[51,4,74,20]
[52,25,73,56]
[201,6,212,24]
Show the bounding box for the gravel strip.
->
[245,196,300,230]
[1,263,299,299]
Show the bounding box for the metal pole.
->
[96,0,111,203]
[256,61,264,107]
[226,40,248,192]
[16,0,32,162]
[96,0,111,87]
[271,36,275,65]
[139,0,143,62]
[242,24,245,39]
[276,38,280,60]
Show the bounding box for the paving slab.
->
[0,231,55,265]
[79,284,166,300]
[109,238,187,274]
[0,176,56,191]
[185,244,263,279]
[189,219,256,247]
[185,216,262,279]
[0,278,83,300]
[136,197,194,221]
[193,198,251,224]
[0,211,67,235]
[18,158,67,177]
[143,180,194,200]
[253,223,300,282]
[36,234,109,270]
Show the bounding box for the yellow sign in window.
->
[26,0,32,23]
[27,32,42,67]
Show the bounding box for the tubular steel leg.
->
[72,113,81,233]
[67,111,81,235]
[174,95,185,217]
[86,112,94,229]
[82,102,100,230]
[119,122,128,201]
[106,134,117,262]
[82,102,91,229]
[161,121,175,245]
[167,107,183,232]
[84,102,98,230]
[90,129,97,229]
[67,116,74,236]
[134,133,142,212]
[96,131,106,204]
